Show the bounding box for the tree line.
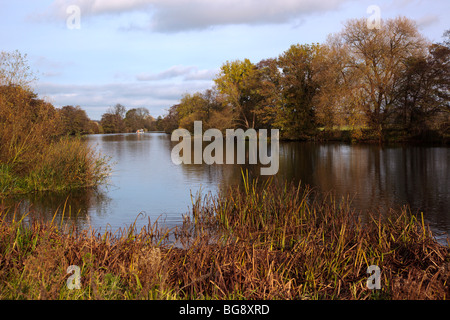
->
[0,51,161,140]
[99,103,162,134]
[0,51,110,194]
[159,17,449,142]
[34,103,160,136]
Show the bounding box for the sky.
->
[1,0,448,120]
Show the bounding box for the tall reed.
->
[0,172,448,299]
[179,172,450,299]
[0,84,110,195]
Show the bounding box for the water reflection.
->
[2,133,449,242]
[276,143,450,240]
[1,188,111,228]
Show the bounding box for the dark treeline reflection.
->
[3,134,449,241]
[274,143,450,236]
[174,139,449,239]
[1,188,111,229]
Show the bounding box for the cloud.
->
[136,65,218,81]
[32,56,73,79]
[41,0,352,32]
[416,14,439,29]
[136,65,195,81]
[35,79,213,119]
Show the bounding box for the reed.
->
[180,173,450,299]
[0,84,111,196]
[0,173,448,300]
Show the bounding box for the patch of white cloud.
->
[416,14,439,29]
[36,79,214,119]
[136,65,218,81]
[40,0,353,32]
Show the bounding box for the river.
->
[4,132,449,243]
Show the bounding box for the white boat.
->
[136,129,145,134]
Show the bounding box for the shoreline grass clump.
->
[0,84,111,196]
[180,174,450,299]
[0,174,449,300]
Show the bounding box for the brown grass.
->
[0,175,449,300]
[0,84,110,195]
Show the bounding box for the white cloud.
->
[416,14,439,29]
[32,56,74,79]
[41,0,353,32]
[136,65,195,81]
[36,79,213,119]
[136,65,218,81]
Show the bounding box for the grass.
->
[0,172,449,300]
[0,137,111,196]
[0,84,111,196]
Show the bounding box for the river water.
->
[4,133,449,243]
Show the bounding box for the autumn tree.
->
[214,59,258,129]
[335,17,427,140]
[0,51,61,173]
[163,18,448,142]
[313,35,369,139]
[154,116,164,131]
[161,104,180,133]
[0,50,37,88]
[124,107,153,132]
[395,35,449,136]
[275,43,323,139]
[59,105,93,135]
[100,104,127,133]
[252,58,283,129]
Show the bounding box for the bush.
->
[0,84,110,195]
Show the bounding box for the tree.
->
[0,50,37,88]
[0,85,62,174]
[396,41,450,135]
[177,92,207,132]
[124,107,153,132]
[214,59,257,129]
[275,43,323,139]
[336,17,427,140]
[154,116,164,131]
[161,104,180,133]
[252,58,283,129]
[111,103,126,119]
[100,104,127,133]
[59,105,92,135]
[164,18,448,141]
[313,35,368,138]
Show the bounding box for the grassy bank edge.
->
[0,175,449,300]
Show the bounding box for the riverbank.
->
[316,127,450,144]
[0,84,111,197]
[0,137,111,197]
[1,175,448,300]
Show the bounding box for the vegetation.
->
[0,51,110,195]
[0,174,448,299]
[1,16,449,301]
[59,105,100,135]
[160,18,449,142]
[100,103,158,133]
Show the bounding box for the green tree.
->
[275,43,322,139]
[214,58,257,129]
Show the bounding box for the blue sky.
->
[1,0,448,120]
